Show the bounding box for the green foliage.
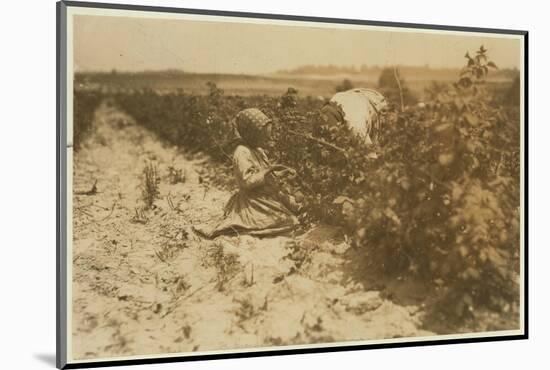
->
[378,67,418,107]
[356,46,520,319]
[107,46,520,323]
[505,75,521,106]
[280,87,299,109]
[335,79,354,93]
[73,89,101,150]
[458,45,498,89]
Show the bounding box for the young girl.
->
[193,108,300,239]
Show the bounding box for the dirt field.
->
[71,103,435,360]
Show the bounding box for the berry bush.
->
[90,47,520,324]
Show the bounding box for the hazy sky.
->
[74,14,521,74]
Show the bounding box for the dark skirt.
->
[193,187,299,239]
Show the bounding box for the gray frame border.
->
[56,1,529,369]
[57,2,68,369]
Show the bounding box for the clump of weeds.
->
[203,243,241,291]
[141,161,160,209]
[167,165,186,184]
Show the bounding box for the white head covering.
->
[330,88,388,144]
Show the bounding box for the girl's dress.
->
[194,145,299,238]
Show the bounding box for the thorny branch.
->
[287,129,348,159]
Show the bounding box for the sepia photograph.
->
[58,1,526,367]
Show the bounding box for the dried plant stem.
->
[76,200,118,227]
[393,67,405,112]
[75,179,98,195]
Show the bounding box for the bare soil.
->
[71,103,434,360]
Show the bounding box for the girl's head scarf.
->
[234,108,271,147]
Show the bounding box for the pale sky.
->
[73,14,522,74]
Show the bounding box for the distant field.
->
[75,71,344,97]
[75,70,514,100]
